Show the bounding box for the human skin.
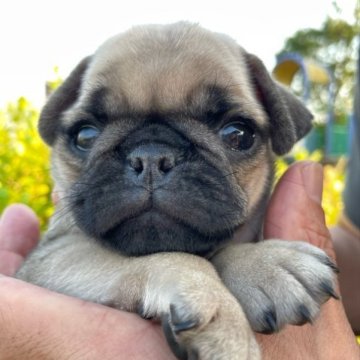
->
[331,225,360,334]
[0,161,359,359]
[257,162,359,359]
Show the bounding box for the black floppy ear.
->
[39,56,92,145]
[245,53,313,155]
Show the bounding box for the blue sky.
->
[0,0,355,107]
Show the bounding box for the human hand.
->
[257,161,360,359]
[0,204,176,359]
[1,162,359,360]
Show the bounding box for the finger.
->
[0,204,40,256]
[264,161,334,257]
[0,276,176,360]
[0,250,25,276]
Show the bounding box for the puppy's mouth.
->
[103,217,234,257]
[103,204,181,236]
[98,192,237,257]
[71,176,245,257]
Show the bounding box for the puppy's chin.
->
[100,210,233,256]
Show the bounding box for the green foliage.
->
[46,66,63,96]
[0,98,53,228]
[278,9,359,120]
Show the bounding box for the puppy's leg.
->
[16,234,260,360]
[123,253,260,360]
[211,240,338,333]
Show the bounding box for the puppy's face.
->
[40,23,312,256]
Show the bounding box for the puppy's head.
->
[41,23,312,256]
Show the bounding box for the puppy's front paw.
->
[213,240,338,333]
[134,254,261,359]
[160,282,260,360]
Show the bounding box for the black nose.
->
[127,144,176,185]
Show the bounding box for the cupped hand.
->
[0,204,176,359]
[1,162,359,359]
[258,161,359,359]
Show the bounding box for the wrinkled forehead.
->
[76,24,268,125]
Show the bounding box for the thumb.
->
[0,204,40,275]
[264,161,334,258]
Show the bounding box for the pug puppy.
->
[16,22,338,360]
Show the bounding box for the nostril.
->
[159,156,174,174]
[127,146,177,177]
[129,157,144,174]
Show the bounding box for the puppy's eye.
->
[74,126,100,151]
[219,122,255,151]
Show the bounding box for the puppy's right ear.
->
[39,56,92,145]
[245,53,313,155]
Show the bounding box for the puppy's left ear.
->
[39,56,92,145]
[245,53,313,155]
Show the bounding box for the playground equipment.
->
[272,52,350,158]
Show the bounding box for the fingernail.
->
[301,162,323,205]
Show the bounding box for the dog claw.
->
[320,281,340,300]
[297,304,313,325]
[137,302,151,319]
[261,309,278,334]
[170,304,199,333]
[319,255,340,274]
[162,313,189,360]
[188,349,199,360]
[162,305,199,360]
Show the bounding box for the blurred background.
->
[0,0,359,229]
